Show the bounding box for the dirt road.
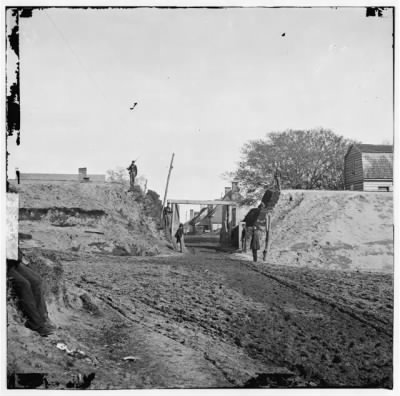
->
[31,247,390,389]
[9,184,393,389]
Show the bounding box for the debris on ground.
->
[122,356,140,361]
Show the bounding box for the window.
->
[378,186,390,192]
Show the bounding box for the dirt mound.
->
[240,190,393,272]
[13,182,169,256]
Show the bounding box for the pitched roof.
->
[198,205,223,225]
[362,152,393,179]
[357,144,393,153]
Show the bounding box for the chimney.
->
[224,187,232,195]
[231,181,240,201]
[232,181,239,193]
[78,167,87,182]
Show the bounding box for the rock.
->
[79,294,102,316]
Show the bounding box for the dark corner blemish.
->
[6,9,20,143]
[6,8,21,191]
[8,24,19,57]
[7,80,20,139]
[20,8,34,18]
[366,7,385,18]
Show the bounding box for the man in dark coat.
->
[250,226,260,262]
[175,223,184,253]
[241,224,247,252]
[163,203,172,228]
[127,160,138,191]
[7,249,55,336]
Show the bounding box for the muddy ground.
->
[7,246,393,389]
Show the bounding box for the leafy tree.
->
[228,128,357,204]
[106,167,129,184]
[144,189,163,220]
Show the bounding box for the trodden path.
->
[56,249,392,389]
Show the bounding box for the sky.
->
[6,6,394,202]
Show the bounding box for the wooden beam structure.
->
[167,198,240,248]
[167,199,237,206]
[160,153,175,224]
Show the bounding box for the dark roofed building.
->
[356,144,393,154]
[344,144,393,192]
[15,168,105,184]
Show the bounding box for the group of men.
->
[170,214,266,260]
[240,170,280,261]
[7,163,274,339]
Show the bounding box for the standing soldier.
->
[127,160,138,191]
[263,214,272,261]
[241,223,247,252]
[163,203,173,229]
[250,226,260,262]
[175,223,184,253]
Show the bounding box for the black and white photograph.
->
[2,1,397,393]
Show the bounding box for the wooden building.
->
[185,187,236,234]
[344,144,393,191]
[15,168,105,184]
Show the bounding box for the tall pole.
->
[161,153,175,216]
